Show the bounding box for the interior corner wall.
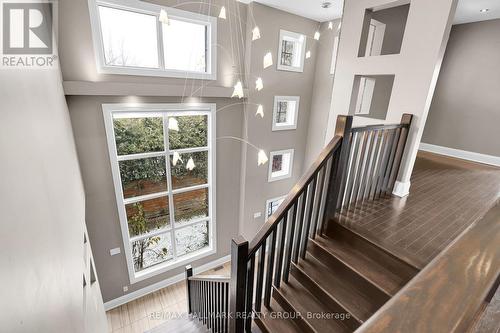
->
[60,0,247,303]
[0,69,107,332]
[325,0,459,189]
[422,19,500,157]
[239,2,320,240]
[304,19,341,169]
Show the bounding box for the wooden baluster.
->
[375,129,396,199]
[186,266,193,314]
[387,114,413,194]
[218,282,222,333]
[229,237,248,333]
[263,230,276,308]
[274,214,288,288]
[310,170,324,240]
[317,157,333,236]
[369,130,385,200]
[283,202,298,282]
[382,128,401,194]
[358,131,375,202]
[224,282,229,333]
[352,131,369,206]
[245,256,255,332]
[300,177,317,259]
[343,132,360,212]
[326,115,353,220]
[292,192,306,263]
[364,130,381,201]
[254,240,266,312]
[209,281,213,331]
[201,281,208,325]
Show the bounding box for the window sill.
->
[130,246,216,284]
[63,81,246,98]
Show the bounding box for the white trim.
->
[419,143,500,167]
[265,196,287,222]
[88,0,217,80]
[277,29,307,73]
[103,254,230,311]
[272,96,300,131]
[102,103,216,284]
[393,180,411,198]
[268,149,295,182]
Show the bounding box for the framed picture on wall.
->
[272,96,300,131]
[277,30,306,72]
[268,149,294,182]
[265,195,286,221]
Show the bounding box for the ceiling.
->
[240,0,500,24]
[241,0,344,22]
[454,0,500,24]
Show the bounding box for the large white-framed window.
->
[103,103,216,283]
[88,0,217,80]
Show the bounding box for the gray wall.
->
[422,19,500,157]
[239,3,320,239]
[68,96,243,302]
[0,69,107,332]
[60,0,247,303]
[305,20,341,168]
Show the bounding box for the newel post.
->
[324,115,353,225]
[185,265,193,314]
[229,236,248,333]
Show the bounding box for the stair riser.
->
[271,288,316,333]
[290,264,361,331]
[326,223,418,281]
[308,240,391,303]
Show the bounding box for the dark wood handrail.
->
[248,136,342,256]
[188,275,230,283]
[356,201,500,333]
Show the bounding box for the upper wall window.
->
[89,0,217,79]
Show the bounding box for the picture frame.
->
[272,96,300,131]
[268,149,294,182]
[277,29,306,72]
[265,195,286,221]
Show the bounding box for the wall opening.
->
[358,3,410,57]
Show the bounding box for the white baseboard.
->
[103,255,231,311]
[393,180,411,198]
[419,143,500,167]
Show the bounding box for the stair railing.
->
[185,114,413,333]
[185,266,230,333]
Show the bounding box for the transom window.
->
[103,103,216,283]
[89,0,217,79]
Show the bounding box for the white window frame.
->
[88,0,217,80]
[277,29,306,72]
[268,149,294,182]
[265,196,287,221]
[103,103,216,283]
[272,96,300,131]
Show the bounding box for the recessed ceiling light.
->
[321,2,332,9]
[480,8,489,13]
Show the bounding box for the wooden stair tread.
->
[273,275,351,333]
[254,298,303,333]
[294,252,386,323]
[312,235,411,296]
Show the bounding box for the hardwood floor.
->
[336,151,500,267]
[106,263,230,333]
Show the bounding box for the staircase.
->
[255,222,418,332]
[183,114,416,333]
